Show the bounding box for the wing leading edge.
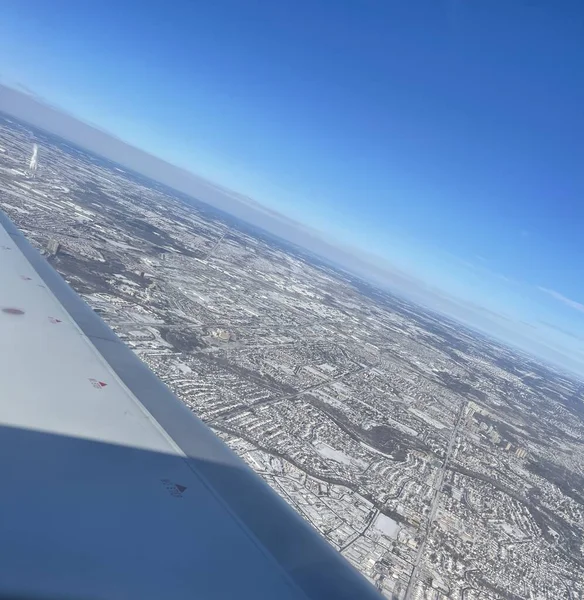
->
[0,210,383,600]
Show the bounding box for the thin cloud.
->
[537,321,584,342]
[538,287,584,314]
[454,256,519,285]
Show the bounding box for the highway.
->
[403,400,467,600]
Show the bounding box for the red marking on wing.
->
[89,378,108,389]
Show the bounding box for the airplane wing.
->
[0,210,384,600]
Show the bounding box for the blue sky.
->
[1,0,584,371]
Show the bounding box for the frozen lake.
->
[313,441,368,469]
[372,513,399,538]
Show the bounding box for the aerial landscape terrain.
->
[1,114,583,599]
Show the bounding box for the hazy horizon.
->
[0,83,581,376]
[0,1,583,374]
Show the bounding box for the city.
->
[1,113,583,599]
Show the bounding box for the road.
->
[203,231,226,261]
[403,400,467,600]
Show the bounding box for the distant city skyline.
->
[0,0,583,373]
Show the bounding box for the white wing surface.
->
[0,211,383,600]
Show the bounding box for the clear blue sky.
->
[1,0,584,371]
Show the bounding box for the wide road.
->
[403,400,467,600]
